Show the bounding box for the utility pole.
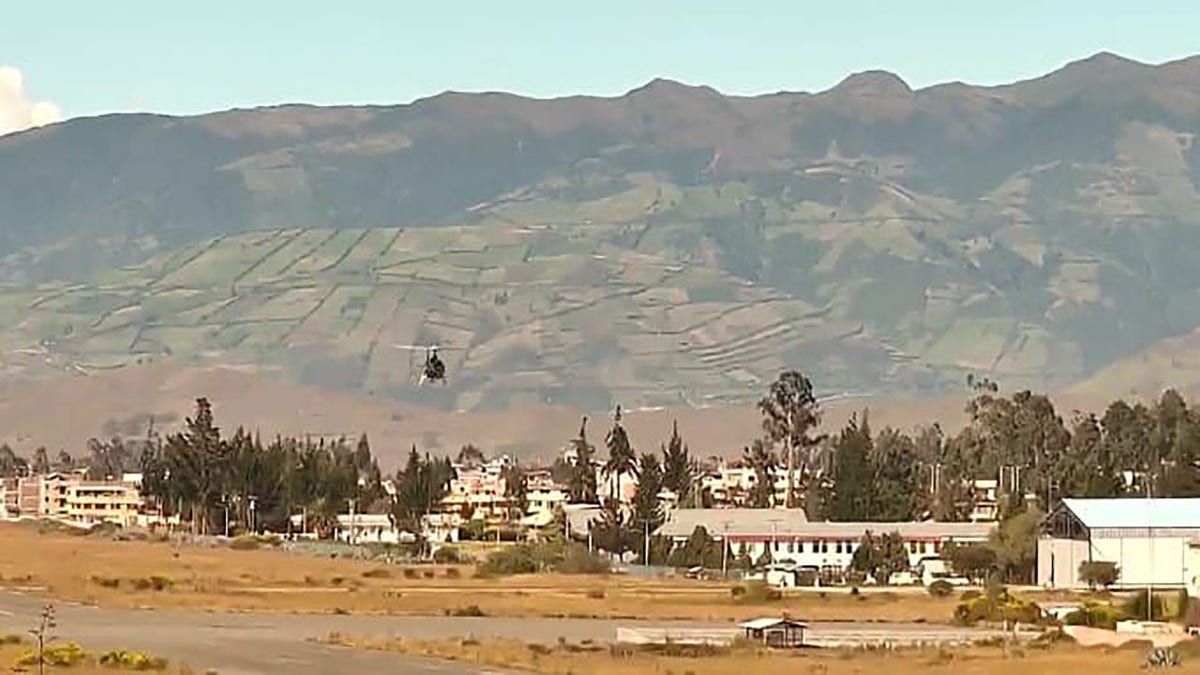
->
[721,520,732,579]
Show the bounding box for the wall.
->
[1039,535,1192,589]
[1037,537,1090,588]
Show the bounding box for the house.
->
[335,513,408,545]
[658,509,993,576]
[7,472,142,527]
[739,617,806,648]
[1039,497,1200,592]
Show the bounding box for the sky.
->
[1,0,1199,134]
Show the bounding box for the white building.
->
[335,514,409,545]
[658,509,992,573]
[1038,497,1200,593]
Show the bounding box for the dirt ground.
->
[0,523,965,622]
[326,634,1200,675]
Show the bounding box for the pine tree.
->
[661,421,695,507]
[831,411,872,521]
[632,453,664,530]
[567,416,598,503]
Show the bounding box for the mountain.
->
[2,51,1200,414]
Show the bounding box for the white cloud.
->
[0,65,62,137]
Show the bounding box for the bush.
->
[586,589,606,599]
[446,604,486,617]
[432,545,463,564]
[953,586,1042,626]
[1064,602,1122,629]
[556,545,610,575]
[91,575,121,589]
[444,568,462,579]
[99,649,170,670]
[731,580,782,603]
[960,589,982,602]
[0,634,23,645]
[229,536,260,551]
[17,642,88,667]
[1078,561,1120,590]
[402,568,420,579]
[362,568,393,579]
[149,574,173,591]
[928,580,954,597]
[1123,591,1171,622]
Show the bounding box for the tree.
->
[850,531,908,585]
[31,447,50,474]
[1078,560,1119,590]
[0,444,27,478]
[830,412,872,521]
[591,498,633,558]
[502,462,529,519]
[665,526,727,569]
[456,444,486,468]
[743,439,777,509]
[758,370,822,509]
[638,451,667,530]
[1161,402,1200,497]
[567,416,598,504]
[942,542,997,583]
[661,421,695,507]
[990,506,1043,584]
[1065,412,1124,498]
[1101,400,1154,496]
[603,406,637,505]
[869,427,921,521]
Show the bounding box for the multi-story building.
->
[6,471,142,527]
[0,477,17,519]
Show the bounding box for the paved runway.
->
[0,591,1014,674]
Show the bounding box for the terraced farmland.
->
[0,223,913,411]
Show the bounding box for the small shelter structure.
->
[738,617,807,648]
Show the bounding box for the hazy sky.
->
[3,0,1199,121]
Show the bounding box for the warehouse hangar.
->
[1038,497,1200,593]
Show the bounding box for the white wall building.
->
[1039,498,1200,593]
[658,509,992,572]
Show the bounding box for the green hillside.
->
[2,52,1200,410]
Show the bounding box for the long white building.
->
[1039,497,1200,593]
[657,509,993,571]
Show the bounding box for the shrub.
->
[928,580,954,597]
[556,545,610,575]
[953,586,1041,626]
[0,634,23,645]
[402,568,420,579]
[446,604,486,617]
[1123,591,1171,622]
[1064,602,1122,630]
[229,536,260,551]
[1078,561,1119,590]
[17,642,88,667]
[91,575,121,589]
[421,569,435,579]
[149,574,173,591]
[432,545,463,564]
[362,568,392,579]
[586,589,606,599]
[960,589,982,602]
[99,649,170,670]
[731,580,782,603]
[444,568,462,579]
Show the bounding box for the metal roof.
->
[1061,498,1200,529]
[658,509,992,540]
[739,618,808,630]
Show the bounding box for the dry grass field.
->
[0,523,963,622]
[323,634,1200,675]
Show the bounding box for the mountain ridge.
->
[1,51,1200,413]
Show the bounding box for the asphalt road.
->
[0,591,1014,674]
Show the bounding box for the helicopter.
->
[389,344,457,387]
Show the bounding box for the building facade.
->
[1039,497,1200,592]
[658,508,993,573]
